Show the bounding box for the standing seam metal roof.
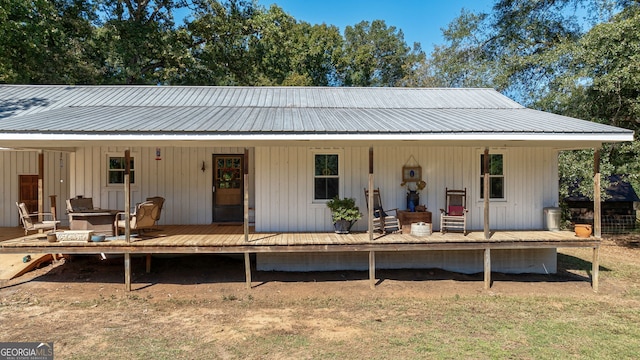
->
[0,85,633,138]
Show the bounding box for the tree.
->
[0,0,100,84]
[97,0,191,84]
[338,20,425,87]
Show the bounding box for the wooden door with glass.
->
[212,154,244,222]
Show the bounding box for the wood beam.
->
[593,148,602,238]
[483,148,490,240]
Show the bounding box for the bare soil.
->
[1,236,639,359]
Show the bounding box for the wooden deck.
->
[0,225,600,292]
[0,225,598,254]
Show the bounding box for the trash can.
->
[543,207,561,231]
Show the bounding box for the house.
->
[0,85,634,279]
[565,175,640,233]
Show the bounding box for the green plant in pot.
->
[326,196,362,234]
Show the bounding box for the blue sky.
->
[262,0,496,51]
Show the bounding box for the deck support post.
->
[592,246,600,292]
[483,148,490,240]
[124,252,131,292]
[244,149,249,242]
[244,252,252,289]
[368,148,374,241]
[369,250,376,289]
[124,150,131,243]
[594,148,602,238]
[484,248,491,289]
[146,254,151,273]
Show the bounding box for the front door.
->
[19,175,39,213]
[212,155,243,222]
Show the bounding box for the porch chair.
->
[364,188,400,233]
[114,201,160,238]
[439,188,468,235]
[145,196,165,231]
[16,202,60,235]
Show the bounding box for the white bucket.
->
[411,222,432,237]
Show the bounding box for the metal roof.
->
[0,85,633,143]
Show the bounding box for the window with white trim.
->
[480,153,504,199]
[314,153,339,200]
[108,156,135,185]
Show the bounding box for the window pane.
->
[490,154,503,175]
[480,154,503,175]
[315,154,338,176]
[490,177,504,198]
[315,178,339,200]
[110,158,124,170]
[110,171,123,184]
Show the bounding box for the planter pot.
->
[574,224,593,238]
[333,220,353,234]
[406,191,420,212]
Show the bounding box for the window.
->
[480,153,504,199]
[314,154,339,200]
[108,156,135,185]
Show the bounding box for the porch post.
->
[38,151,44,222]
[368,147,374,241]
[124,252,131,291]
[484,248,491,289]
[594,148,602,238]
[124,150,131,243]
[244,252,252,289]
[369,250,376,289]
[483,148,490,239]
[244,148,249,242]
[49,195,57,221]
[592,246,600,292]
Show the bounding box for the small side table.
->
[397,210,432,234]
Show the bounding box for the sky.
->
[261,0,496,52]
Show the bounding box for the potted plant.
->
[326,196,362,234]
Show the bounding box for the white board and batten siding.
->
[70,146,254,225]
[0,150,70,226]
[254,145,559,232]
